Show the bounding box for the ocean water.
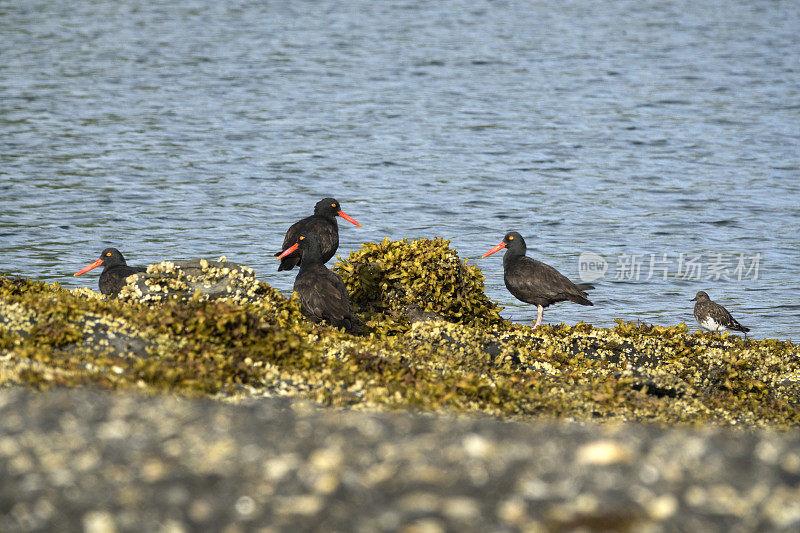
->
[2,0,798,340]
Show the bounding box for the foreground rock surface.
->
[2,387,800,532]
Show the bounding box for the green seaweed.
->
[334,237,504,334]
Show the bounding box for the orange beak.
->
[337,210,362,228]
[74,258,104,276]
[277,242,300,259]
[481,242,506,258]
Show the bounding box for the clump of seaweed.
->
[334,237,504,334]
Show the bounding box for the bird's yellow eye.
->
[331,203,336,207]
[299,236,305,241]
[508,235,514,240]
[106,252,112,256]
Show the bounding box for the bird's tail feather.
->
[568,294,594,306]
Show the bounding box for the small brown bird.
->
[482,232,593,328]
[278,232,359,333]
[691,291,749,334]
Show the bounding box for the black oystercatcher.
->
[74,248,147,296]
[691,291,750,335]
[276,198,362,271]
[278,233,359,333]
[482,232,594,328]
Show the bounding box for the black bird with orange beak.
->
[482,232,594,328]
[279,233,359,333]
[74,248,147,296]
[276,197,362,271]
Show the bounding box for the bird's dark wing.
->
[277,216,311,254]
[730,319,750,333]
[295,267,353,324]
[709,301,749,332]
[277,216,338,270]
[507,257,592,306]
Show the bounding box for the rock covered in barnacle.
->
[0,279,164,362]
[2,235,800,430]
[116,259,265,304]
[0,302,153,360]
[0,275,311,391]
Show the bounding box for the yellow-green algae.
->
[334,237,504,333]
[1,239,799,429]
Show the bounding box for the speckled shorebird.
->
[276,198,362,271]
[278,232,359,333]
[482,232,594,328]
[691,291,750,335]
[74,248,147,296]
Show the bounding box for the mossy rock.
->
[3,238,800,430]
[334,237,505,334]
[0,275,316,394]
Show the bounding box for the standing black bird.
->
[276,198,362,271]
[691,290,750,334]
[482,232,594,328]
[74,248,147,296]
[278,233,359,333]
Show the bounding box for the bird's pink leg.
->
[534,305,543,329]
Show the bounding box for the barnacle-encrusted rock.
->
[110,258,306,328]
[2,236,800,429]
[0,302,153,360]
[334,237,504,334]
[116,258,266,304]
[0,275,313,394]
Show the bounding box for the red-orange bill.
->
[74,258,104,276]
[277,242,300,259]
[481,242,506,258]
[337,210,362,228]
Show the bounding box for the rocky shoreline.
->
[1,238,798,428]
[1,238,799,529]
